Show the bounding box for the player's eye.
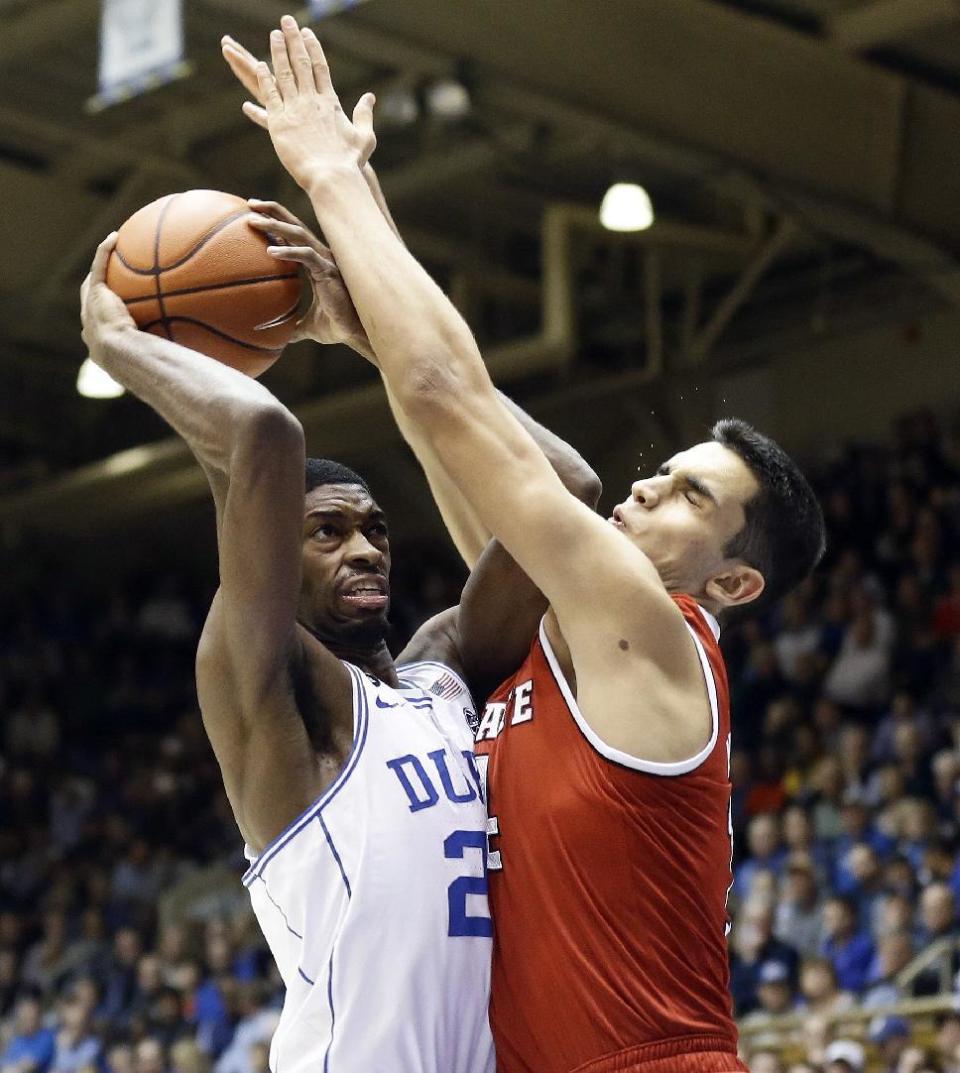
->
[314,524,338,539]
[368,523,388,538]
[684,490,699,506]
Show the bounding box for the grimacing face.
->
[297,483,392,642]
[610,440,764,609]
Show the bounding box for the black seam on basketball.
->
[154,194,178,341]
[115,208,252,275]
[123,273,299,306]
[138,317,282,354]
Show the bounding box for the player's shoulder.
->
[670,593,722,646]
[395,607,465,677]
[396,659,471,703]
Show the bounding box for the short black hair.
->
[305,458,371,496]
[711,419,825,620]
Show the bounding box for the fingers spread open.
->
[269,29,296,98]
[221,42,262,100]
[352,92,376,144]
[280,14,314,93]
[302,28,335,99]
[240,101,269,129]
[255,61,282,112]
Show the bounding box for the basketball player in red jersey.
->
[248,19,826,1073]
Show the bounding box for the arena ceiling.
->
[2,0,960,538]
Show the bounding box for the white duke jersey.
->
[242,660,495,1073]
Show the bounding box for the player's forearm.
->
[94,325,299,475]
[304,167,492,413]
[362,163,403,243]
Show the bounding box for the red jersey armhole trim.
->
[537,616,720,777]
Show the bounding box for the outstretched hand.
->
[80,232,136,361]
[247,200,375,361]
[242,15,375,192]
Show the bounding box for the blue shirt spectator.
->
[820,896,875,994]
[1,995,56,1073]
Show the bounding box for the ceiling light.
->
[77,357,125,399]
[377,85,419,128]
[424,78,471,120]
[599,182,655,232]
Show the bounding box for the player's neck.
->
[326,637,398,685]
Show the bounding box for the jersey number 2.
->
[444,830,493,938]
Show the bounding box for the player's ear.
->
[705,563,764,609]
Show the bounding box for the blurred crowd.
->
[6,406,960,1073]
[726,409,960,1073]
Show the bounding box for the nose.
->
[631,477,660,508]
[343,530,384,568]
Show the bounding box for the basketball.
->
[106,189,302,378]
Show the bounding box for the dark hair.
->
[711,419,825,620]
[305,458,371,496]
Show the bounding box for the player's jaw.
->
[608,494,732,598]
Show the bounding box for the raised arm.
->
[252,19,708,754]
[80,236,349,852]
[239,200,601,688]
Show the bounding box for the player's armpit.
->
[197,596,352,851]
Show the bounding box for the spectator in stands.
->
[775,855,824,959]
[105,1043,133,1073]
[735,816,788,901]
[869,1016,912,1073]
[823,603,891,711]
[50,991,101,1073]
[749,1052,785,1073]
[809,757,846,841]
[824,1039,865,1073]
[133,1038,166,1073]
[800,1013,833,1068]
[98,928,142,1028]
[872,691,935,767]
[774,595,822,683]
[897,1045,934,1073]
[935,1012,960,1073]
[731,902,800,1014]
[169,1039,210,1073]
[820,896,875,994]
[862,932,915,1007]
[753,961,795,1016]
[0,992,56,1073]
[918,883,958,947]
[798,958,854,1017]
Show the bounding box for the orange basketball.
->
[106,190,302,378]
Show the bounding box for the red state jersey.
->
[474,594,743,1073]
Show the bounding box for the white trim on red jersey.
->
[537,605,722,776]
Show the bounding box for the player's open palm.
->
[247,200,374,358]
[256,17,375,191]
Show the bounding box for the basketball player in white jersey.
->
[80,233,598,1069]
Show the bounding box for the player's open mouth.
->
[339,576,389,610]
[609,507,626,530]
